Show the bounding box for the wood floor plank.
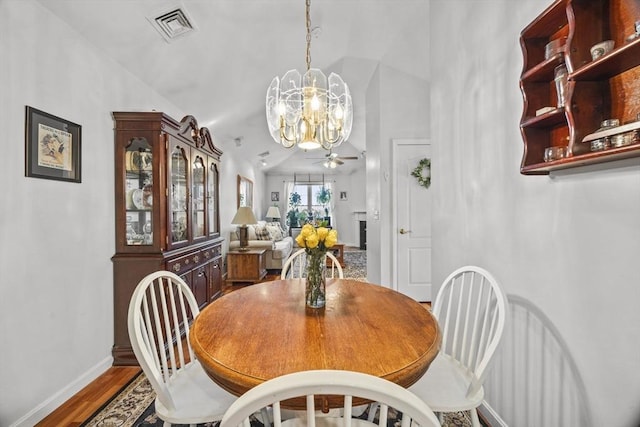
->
[35,366,141,427]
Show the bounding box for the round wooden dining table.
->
[190,278,441,409]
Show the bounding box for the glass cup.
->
[544,146,567,162]
[554,65,568,107]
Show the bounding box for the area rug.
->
[84,371,477,427]
[286,248,367,282]
[342,249,367,282]
[81,371,154,427]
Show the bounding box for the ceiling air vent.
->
[148,6,197,43]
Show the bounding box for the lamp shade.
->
[266,206,281,219]
[231,207,257,225]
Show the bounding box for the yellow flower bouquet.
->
[295,224,338,308]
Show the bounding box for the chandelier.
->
[265,0,353,151]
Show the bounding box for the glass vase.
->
[305,251,327,309]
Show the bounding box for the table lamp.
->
[231,206,257,251]
[266,206,281,223]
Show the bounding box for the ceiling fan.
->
[308,151,359,169]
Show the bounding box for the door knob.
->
[399,228,411,234]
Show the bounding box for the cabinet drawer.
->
[167,251,202,274]
[201,245,221,262]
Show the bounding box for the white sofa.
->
[229,222,294,270]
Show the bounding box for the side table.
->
[226,249,267,284]
[327,243,344,267]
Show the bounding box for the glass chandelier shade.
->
[265,0,353,151]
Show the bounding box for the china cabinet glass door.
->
[170,144,188,246]
[124,138,153,246]
[192,154,206,240]
[207,158,219,236]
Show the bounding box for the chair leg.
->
[259,407,272,427]
[367,403,379,422]
[470,408,481,427]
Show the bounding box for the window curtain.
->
[326,182,336,231]
[284,180,295,229]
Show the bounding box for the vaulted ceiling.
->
[37,0,428,175]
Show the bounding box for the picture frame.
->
[271,191,279,202]
[25,106,81,183]
[340,191,348,201]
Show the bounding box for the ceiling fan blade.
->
[334,159,344,165]
[336,156,359,160]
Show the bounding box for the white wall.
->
[0,1,252,425]
[219,144,266,256]
[429,1,640,426]
[0,1,182,424]
[365,65,430,284]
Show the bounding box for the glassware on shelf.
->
[590,138,608,151]
[544,146,567,162]
[554,64,568,107]
[626,20,640,42]
[611,132,635,148]
[544,37,567,60]
[590,119,619,151]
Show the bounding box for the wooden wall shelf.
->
[519,0,640,175]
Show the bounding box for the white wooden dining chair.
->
[220,369,441,427]
[128,270,236,426]
[281,248,344,279]
[408,265,507,426]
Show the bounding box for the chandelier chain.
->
[305,0,311,71]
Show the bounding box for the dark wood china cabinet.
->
[519,0,640,174]
[111,112,223,365]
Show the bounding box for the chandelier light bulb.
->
[311,93,320,111]
[334,104,343,120]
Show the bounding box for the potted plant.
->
[298,209,309,225]
[287,191,302,228]
[316,187,332,226]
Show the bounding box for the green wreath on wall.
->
[411,158,431,189]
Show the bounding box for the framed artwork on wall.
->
[340,191,348,201]
[25,106,81,183]
[271,191,279,202]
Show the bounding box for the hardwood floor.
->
[35,366,141,426]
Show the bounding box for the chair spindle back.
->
[433,266,506,398]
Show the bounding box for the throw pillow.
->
[255,226,272,240]
[266,223,284,241]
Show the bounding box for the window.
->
[290,183,332,221]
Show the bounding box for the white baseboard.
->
[479,401,508,427]
[10,356,113,427]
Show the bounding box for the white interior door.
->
[393,139,431,302]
